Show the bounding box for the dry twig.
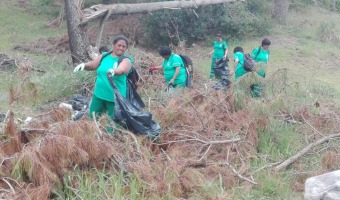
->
[275,132,340,172]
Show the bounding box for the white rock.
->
[305,170,340,200]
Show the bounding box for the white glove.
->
[74,63,85,73]
[107,69,115,76]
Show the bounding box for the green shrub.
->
[219,2,273,40]
[141,5,224,47]
[141,1,273,47]
[316,21,340,43]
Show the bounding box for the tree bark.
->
[274,132,340,172]
[272,0,290,23]
[65,0,91,64]
[81,0,244,26]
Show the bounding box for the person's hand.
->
[223,55,227,60]
[107,69,115,76]
[74,63,85,73]
[169,78,175,85]
[149,66,157,73]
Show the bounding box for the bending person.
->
[73,35,132,120]
[149,46,187,88]
[233,46,247,80]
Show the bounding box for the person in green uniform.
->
[149,46,187,88]
[73,35,132,120]
[233,46,247,80]
[209,32,228,79]
[250,38,271,97]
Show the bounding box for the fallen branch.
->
[274,132,340,172]
[187,161,257,185]
[158,135,242,146]
[225,162,258,185]
[1,178,15,194]
[92,112,103,141]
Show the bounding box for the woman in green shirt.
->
[73,35,132,119]
[209,33,228,79]
[149,46,187,88]
[250,38,271,97]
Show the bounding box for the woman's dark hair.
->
[233,46,244,53]
[158,46,172,57]
[112,35,129,47]
[261,38,271,46]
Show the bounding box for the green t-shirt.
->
[233,52,247,80]
[162,53,187,87]
[93,54,130,102]
[213,41,228,58]
[251,47,270,63]
[251,47,269,77]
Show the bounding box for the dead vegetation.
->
[0,53,339,198]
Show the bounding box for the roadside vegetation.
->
[0,0,339,199]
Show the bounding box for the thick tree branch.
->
[81,0,244,26]
[274,132,340,172]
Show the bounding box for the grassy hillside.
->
[0,1,339,199]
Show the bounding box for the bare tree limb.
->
[274,132,340,172]
[81,0,244,26]
[158,136,242,146]
[224,162,258,185]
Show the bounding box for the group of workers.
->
[73,34,271,122]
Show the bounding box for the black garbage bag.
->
[67,94,91,121]
[108,74,161,137]
[213,58,231,90]
[0,113,5,122]
[68,94,90,111]
[185,68,193,88]
[126,80,145,109]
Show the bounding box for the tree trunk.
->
[81,0,244,26]
[65,0,91,64]
[332,0,337,12]
[272,0,290,22]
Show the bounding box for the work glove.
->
[74,63,85,72]
[107,69,115,76]
[149,66,157,74]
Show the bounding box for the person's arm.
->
[112,58,131,75]
[231,57,239,75]
[209,50,214,56]
[84,55,101,70]
[154,65,163,70]
[250,47,258,59]
[223,49,228,59]
[223,42,228,59]
[169,67,180,84]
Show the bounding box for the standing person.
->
[250,38,271,97]
[149,46,187,88]
[232,46,247,80]
[208,32,228,79]
[73,35,132,120]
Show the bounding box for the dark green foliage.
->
[220,2,273,40]
[291,0,340,13]
[141,1,273,47]
[247,0,273,15]
[28,0,62,17]
[141,5,224,47]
